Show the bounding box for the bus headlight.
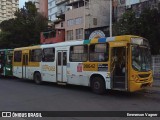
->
[6,68,11,71]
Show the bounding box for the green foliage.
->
[113,9,160,55]
[0,1,48,48]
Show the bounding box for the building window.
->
[89,43,109,62]
[49,8,52,13]
[93,18,97,25]
[67,19,75,26]
[67,30,73,40]
[61,22,63,27]
[49,2,52,7]
[43,48,55,62]
[30,49,42,62]
[67,18,83,26]
[75,17,83,25]
[70,45,88,62]
[76,28,83,39]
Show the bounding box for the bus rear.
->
[0,49,13,76]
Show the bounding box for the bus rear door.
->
[57,51,67,83]
[22,53,28,79]
[110,42,128,90]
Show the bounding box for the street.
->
[0,77,160,120]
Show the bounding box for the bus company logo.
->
[1,112,42,118]
[42,65,55,71]
[2,112,11,117]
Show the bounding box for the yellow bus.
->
[13,35,153,94]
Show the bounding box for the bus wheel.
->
[91,77,106,94]
[34,72,42,84]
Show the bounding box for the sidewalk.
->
[148,78,160,92]
[153,78,160,87]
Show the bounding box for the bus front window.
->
[132,46,152,72]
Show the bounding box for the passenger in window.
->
[99,53,104,61]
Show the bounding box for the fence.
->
[152,55,160,79]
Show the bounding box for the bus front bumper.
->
[129,81,153,92]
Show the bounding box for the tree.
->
[0,1,48,48]
[113,8,160,55]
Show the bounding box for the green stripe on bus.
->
[83,39,90,44]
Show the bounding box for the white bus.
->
[13,35,153,94]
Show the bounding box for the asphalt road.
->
[0,77,160,120]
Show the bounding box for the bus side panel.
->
[13,63,23,78]
[82,62,111,89]
[26,62,41,80]
[41,62,57,82]
[67,62,89,86]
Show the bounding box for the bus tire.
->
[91,76,106,94]
[34,72,42,85]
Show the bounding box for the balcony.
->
[66,0,81,6]
[55,10,65,19]
[55,0,68,5]
[2,6,6,10]
[1,2,6,5]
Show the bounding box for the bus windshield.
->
[132,45,152,72]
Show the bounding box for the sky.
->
[19,0,28,8]
[126,0,140,5]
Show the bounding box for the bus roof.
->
[14,35,142,50]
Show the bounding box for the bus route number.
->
[83,64,95,69]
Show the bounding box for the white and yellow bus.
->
[13,35,153,94]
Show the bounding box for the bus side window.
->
[43,48,55,62]
[30,49,42,62]
[14,51,22,62]
[89,43,109,62]
[69,45,88,62]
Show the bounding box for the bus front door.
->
[57,51,67,83]
[22,54,28,79]
[110,46,128,90]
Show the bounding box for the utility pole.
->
[110,0,112,37]
[84,0,86,39]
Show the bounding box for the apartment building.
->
[29,0,48,17]
[54,0,70,29]
[65,0,110,41]
[0,0,19,23]
[48,0,58,21]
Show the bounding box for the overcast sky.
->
[126,0,140,5]
[19,0,28,8]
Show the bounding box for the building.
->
[29,0,48,17]
[114,0,160,20]
[54,0,70,29]
[65,0,110,41]
[48,0,58,21]
[0,0,19,23]
[40,29,65,44]
[40,0,67,44]
[48,0,111,41]
[39,0,48,17]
